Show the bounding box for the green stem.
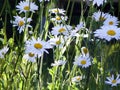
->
[68,1,75,25]
[0,0,7,17]
[79,0,84,22]
[3,10,7,45]
[39,55,44,90]
[66,0,71,14]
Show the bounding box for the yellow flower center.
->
[29,52,34,57]
[76,77,81,81]
[112,80,116,84]
[99,16,105,21]
[107,30,116,36]
[34,43,43,49]
[56,40,61,45]
[56,16,61,20]
[24,6,30,11]
[18,20,24,26]
[58,28,66,33]
[53,9,59,13]
[81,60,86,65]
[109,21,114,25]
[83,48,88,54]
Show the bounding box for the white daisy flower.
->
[69,30,80,37]
[11,16,32,33]
[0,46,9,58]
[72,22,88,37]
[51,24,72,36]
[48,37,64,47]
[73,56,91,68]
[94,26,120,41]
[51,60,66,66]
[90,0,107,7]
[105,74,120,87]
[39,0,50,2]
[75,22,85,31]
[103,16,119,26]
[72,76,82,83]
[92,11,111,22]
[25,37,52,57]
[16,1,38,13]
[51,15,68,23]
[49,8,66,15]
[81,47,89,57]
[23,52,36,62]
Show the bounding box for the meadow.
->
[0,0,120,90]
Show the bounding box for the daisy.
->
[69,30,80,37]
[73,56,91,68]
[39,0,50,2]
[105,74,120,87]
[25,37,52,57]
[92,11,111,22]
[0,46,9,58]
[72,76,82,83]
[51,24,72,36]
[73,22,89,38]
[51,15,68,23]
[48,37,64,47]
[103,16,119,26]
[81,47,89,57]
[16,1,38,13]
[11,16,32,33]
[49,8,66,15]
[23,52,36,62]
[75,22,85,31]
[51,60,66,66]
[94,26,120,41]
[90,0,107,7]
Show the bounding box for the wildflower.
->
[51,60,66,66]
[75,22,85,31]
[51,15,68,23]
[103,16,119,26]
[16,1,38,13]
[73,22,89,38]
[92,11,111,22]
[72,76,82,83]
[94,26,120,41]
[0,46,9,58]
[105,74,120,87]
[51,24,72,36]
[48,37,64,47]
[11,16,32,33]
[49,8,66,15]
[69,30,80,37]
[23,52,36,62]
[39,0,50,2]
[73,56,91,68]
[90,0,107,7]
[81,47,89,57]
[25,37,52,57]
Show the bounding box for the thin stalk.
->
[3,10,7,45]
[0,0,7,17]
[39,55,44,90]
[66,0,71,14]
[79,0,84,22]
[68,1,75,25]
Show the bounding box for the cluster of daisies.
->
[9,0,120,88]
[11,1,38,33]
[93,11,120,41]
